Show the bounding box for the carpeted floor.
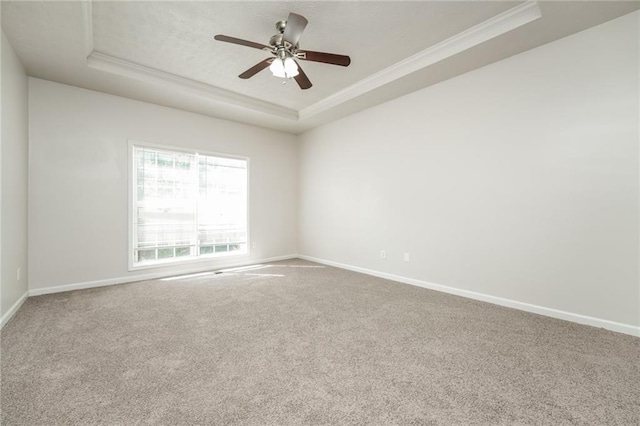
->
[1,259,638,425]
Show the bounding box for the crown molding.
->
[86,52,299,120]
[82,1,540,123]
[299,1,542,120]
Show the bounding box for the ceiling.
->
[3,1,638,134]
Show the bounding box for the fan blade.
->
[297,50,351,67]
[214,35,271,51]
[239,58,273,79]
[293,62,312,90]
[282,13,308,48]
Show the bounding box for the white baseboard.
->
[29,254,298,297]
[1,290,29,329]
[297,255,640,338]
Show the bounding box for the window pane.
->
[137,249,156,261]
[200,246,213,255]
[158,248,174,259]
[197,153,247,256]
[176,247,191,257]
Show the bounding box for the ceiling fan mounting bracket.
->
[275,20,287,34]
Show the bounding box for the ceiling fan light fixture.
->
[284,57,299,77]
[269,56,299,79]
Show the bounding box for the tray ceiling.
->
[2,1,638,133]
[91,1,515,111]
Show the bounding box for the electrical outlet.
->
[252,242,257,249]
[17,268,21,281]
[404,253,410,262]
[380,250,386,259]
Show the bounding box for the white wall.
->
[1,30,29,320]
[28,78,298,291]
[298,12,639,329]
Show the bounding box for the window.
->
[130,142,248,268]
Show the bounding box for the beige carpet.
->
[1,259,638,425]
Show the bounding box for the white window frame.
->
[128,140,250,271]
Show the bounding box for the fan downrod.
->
[270,19,291,49]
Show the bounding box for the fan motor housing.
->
[269,34,298,52]
[269,34,284,47]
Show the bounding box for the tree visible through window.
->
[131,143,248,267]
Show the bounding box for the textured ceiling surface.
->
[2,1,639,133]
[91,1,515,110]
[2,1,85,76]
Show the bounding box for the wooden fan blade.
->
[214,35,271,51]
[239,58,273,79]
[297,50,351,67]
[293,62,312,90]
[283,13,308,48]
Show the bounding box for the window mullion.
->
[194,152,200,258]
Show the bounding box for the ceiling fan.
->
[214,12,351,90]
